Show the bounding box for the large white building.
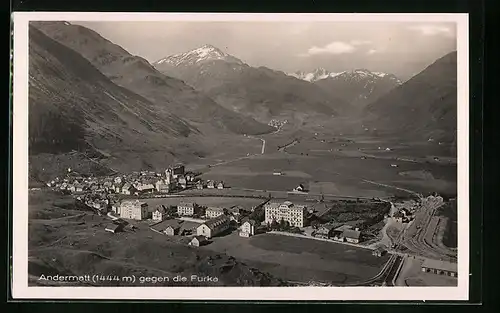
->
[205,207,225,219]
[264,201,306,227]
[120,200,149,220]
[177,202,196,216]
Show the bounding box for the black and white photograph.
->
[12,13,469,300]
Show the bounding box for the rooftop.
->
[207,207,225,212]
[422,259,458,272]
[105,224,121,231]
[243,219,257,226]
[155,205,167,213]
[343,229,361,239]
[334,224,353,232]
[193,235,208,242]
[150,219,183,232]
[203,214,230,228]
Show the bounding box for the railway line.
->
[356,251,404,286]
[400,196,457,262]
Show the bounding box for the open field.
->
[203,232,389,285]
[141,196,264,210]
[198,148,456,197]
[188,126,457,198]
[28,191,285,287]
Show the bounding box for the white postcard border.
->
[12,12,469,301]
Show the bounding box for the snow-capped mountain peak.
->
[289,68,345,82]
[154,44,244,67]
[289,68,401,84]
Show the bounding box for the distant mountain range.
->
[153,45,349,124]
[27,20,458,179]
[364,51,457,151]
[289,68,402,109]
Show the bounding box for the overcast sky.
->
[74,21,456,80]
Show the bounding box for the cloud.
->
[299,39,372,56]
[350,40,372,46]
[367,47,386,55]
[408,25,454,37]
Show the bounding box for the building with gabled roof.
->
[314,224,336,238]
[372,246,387,257]
[421,259,458,277]
[205,207,225,219]
[196,180,204,189]
[343,229,361,243]
[152,205,168,221]
[239,219,257,237]
[189,235,208,247]
[177,202,196,216]
[120,200,149,220]
[105,223,124,234]
[196,215,230,238]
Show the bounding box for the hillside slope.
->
[31,21,273,136]
[29,26,208,180]
[364,51,457,152]
[154,45,349,124]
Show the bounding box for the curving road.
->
[247,136,266,154]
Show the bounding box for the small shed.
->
[343,229,361,244]
[189,235,208,247]
[105,223,124,234]
[164,225,180,236]
[372,247,387,257]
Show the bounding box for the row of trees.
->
[266,218,302,234]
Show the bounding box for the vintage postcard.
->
[11,12,469,300]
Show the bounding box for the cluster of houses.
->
[105,197,374,250]
[312,224,362,244]
[46,163,227,198]
[391,200,418,224]
[112,199,254,224]
[267,118,288,129]
[81,194,111,214]
[392,208,415,223]
[195,180,224,190]
[150,204,259,247]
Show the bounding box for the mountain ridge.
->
[28,25,210,180]
[363,51,457,153]
[31,21,274,136]
[153,44,350,123]
[155,44,245,67]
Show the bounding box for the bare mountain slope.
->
[364,51,457,153]
[29,25,208,179]
[31,21,273,136]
